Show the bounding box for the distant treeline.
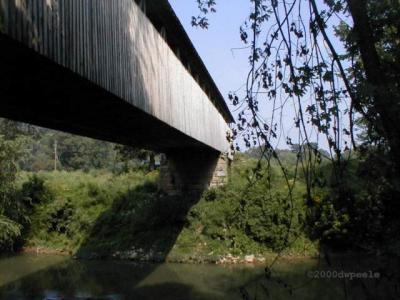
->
[0,118,399,260]
[0,118,157,173]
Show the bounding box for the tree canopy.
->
[194,0,400,168]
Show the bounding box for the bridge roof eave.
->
[137,0,235,124]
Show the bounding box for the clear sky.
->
[168,1,351,151]
[169,0,251,113]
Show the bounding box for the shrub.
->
[0,136,23,251]
[0,215,22,251]
[45,198,74,234]
[181,156,310,255]
[20,174,53,206]
[305,148,400,252]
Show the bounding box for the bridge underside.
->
[0,35,229,195]
[0,0,233,195]
[0,34,211,153]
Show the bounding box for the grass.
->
[19,170,159,253]
[17,155,318,262]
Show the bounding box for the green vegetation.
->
[21,170,159,254]
[0,119,399,262]
[0,149,318,261]
[0,132,318,260]
[0,0,398,266]
[0,135,24,251]
[0,119,156,173]
[0,123,398,262]
[306,148,400,252]
[173,153,315,259]
[0,118,158,254]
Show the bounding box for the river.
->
[0,253,398,299]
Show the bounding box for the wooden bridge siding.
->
[0,0,230,153]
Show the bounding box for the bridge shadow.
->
[0,0,223,261]
[0,256,235,300]
[0,181,229,299]
[0,1,234,297]
[76,181,205,262]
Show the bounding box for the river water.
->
[0,253,398,299]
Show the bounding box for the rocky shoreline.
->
[22,247,71,256]
[109,248,268,264]
[23,246,311,265]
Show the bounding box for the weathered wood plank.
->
[0,0,231,153]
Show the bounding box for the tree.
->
[0,118,41,140]
[53,133,116,171]
[0,135,22,251]
[345,0,400,164]
[114,145,156,172]
[194,0,400,174]
[192,4,400,243]
[192,1,400,294]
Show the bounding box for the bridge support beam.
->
[159,149,230,196]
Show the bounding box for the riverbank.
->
[22,246,71,256]
[2,252,396,300]
[10,156,318,263]
[21,244,317,266]
[0,252,330,300]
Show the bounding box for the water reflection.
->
[0,254,261,300]
[0,254,67,287]
[0,253,398,299]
